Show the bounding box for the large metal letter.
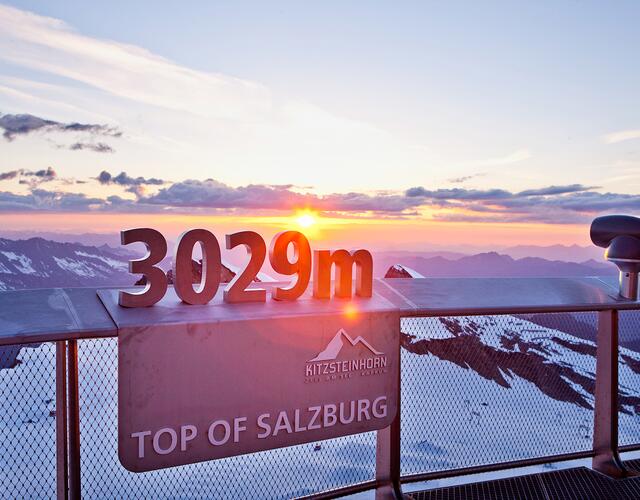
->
[313,249,373,299]
[224,231,266,303]
[269,231,311,301]
[119,228,168,307]
[174,229,221,305]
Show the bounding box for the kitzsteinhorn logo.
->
[304,328,388,381]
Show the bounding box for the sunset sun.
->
[296,212,317,228]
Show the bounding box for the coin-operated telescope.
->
[591,215,640,300]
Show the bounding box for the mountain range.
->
[0,237,275,291]
[0,237,133,290]
[374,251,615,278]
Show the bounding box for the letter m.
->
[313,249,373,299]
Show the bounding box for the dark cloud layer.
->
[141,180,633,223]
[0,172,636,224]
[0,170,19,181]
[68,142,114,153]
[0,113,122,141]
[97,170,164,187]
[403,184,640,223]
[0,167,57,185]
[142,179,421,213]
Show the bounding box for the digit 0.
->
[119,228,168,307]
[269,231,311,301]
[174,229,221,305]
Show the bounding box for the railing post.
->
[375,351,404,499]
[592,309,636,477]
[67,339,82,499]
[56,341,69,500]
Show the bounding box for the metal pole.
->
[375,339,404,499]
[592,309,636,477]
[67,339,82,499]
[56,341,68,500]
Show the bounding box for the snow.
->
[392,265,425,278]
[0,262,13,274]
[0,252,36,275]
[53,257,97,277]
[74,251,127,270]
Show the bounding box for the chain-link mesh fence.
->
[619,309,640,448]
[399,312,611,476]
[3,310,640,498]
[0,342,57,499]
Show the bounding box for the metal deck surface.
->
[97,285,398,328]
[409,461,640,500]
[0,287,116,345]
[375,277,630,315]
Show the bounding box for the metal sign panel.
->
[103,290,399,472]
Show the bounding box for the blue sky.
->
[0,1,638,240]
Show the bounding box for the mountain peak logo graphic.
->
[309,329,383,362]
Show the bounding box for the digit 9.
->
[269,231,311,301]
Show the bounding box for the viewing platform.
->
[1,275,639,498]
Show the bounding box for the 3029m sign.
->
[119,228,373,307]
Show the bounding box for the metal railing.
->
[1,278,640,499]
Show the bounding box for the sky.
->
[0,1,639,251]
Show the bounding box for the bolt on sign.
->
[101,228,399,472]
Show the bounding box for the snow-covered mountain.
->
[374,251,615,278]
[384,264,425,279]
[401,315,640,414]
[0,237,274,291]
[0,237,133,290]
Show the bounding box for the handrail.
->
[0,277,634,347]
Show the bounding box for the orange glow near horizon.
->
[0,212,593,251]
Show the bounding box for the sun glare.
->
[296,212,317,228]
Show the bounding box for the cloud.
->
[401,183,638,223]
[31,167,56,180]
[0,170,636,225]
[142,179,424,213]
[68,142,114,153]
[0,4,412,193]
[405,184,593,202]
[515,184,596,197]
[140,180,623,223]
[97,170,164,186]
[0,188,103,211]
[0,167,56,184]
[0,112,121,141]
[0,170,19,181]
[602,129,640,144]
[405,187,512,202]
[448,173,485,184]
[0,5,270,121]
